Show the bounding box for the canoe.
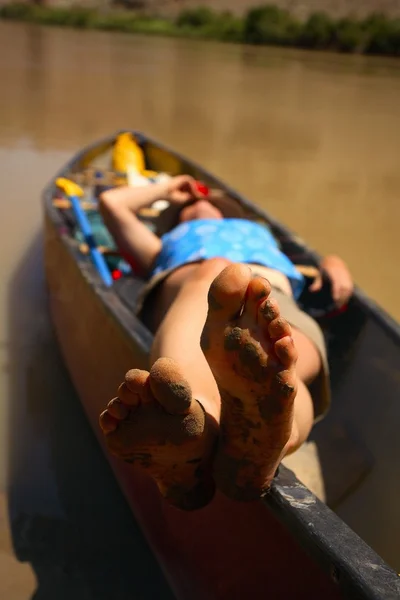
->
[43,131,400,599]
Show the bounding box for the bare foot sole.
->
[99,357,217,510]
[201,264,298,501]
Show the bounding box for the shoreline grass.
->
[1,4,400,57]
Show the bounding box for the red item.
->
[195,181,209,197]
[112,269,123,281]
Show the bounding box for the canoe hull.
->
[43,131,400,599]
[45,201,343,600]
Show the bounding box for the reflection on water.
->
[0,19,400,595]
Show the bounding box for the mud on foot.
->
[201,264,298,501]
[99,357,217,510]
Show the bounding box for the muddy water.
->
[1,20,400,594]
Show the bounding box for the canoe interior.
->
[43,131,400,599]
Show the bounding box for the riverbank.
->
[1,4,400,56]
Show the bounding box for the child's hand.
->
[166,175,203,205]
[310,255,353,307]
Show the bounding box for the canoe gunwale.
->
[268,468,400,599]
[43,131,400,599]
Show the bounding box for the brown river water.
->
[0,20,399,596]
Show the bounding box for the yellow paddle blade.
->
[112,132,146,175]
[143,169,159,178]
[56,177,84,198]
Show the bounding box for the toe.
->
[106,397,129,420]
[125,368,149,391]
[274,335,298,369]
[119,369,152,406]
[268,316,292,341]
[259,296,280,324]
[149,357,193,415]
[207,264,252,322]
[99,410,118,434]
[241,276,271,324]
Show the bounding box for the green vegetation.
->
[1,3,400,57]
[333,18,364,52]
[298,13,334,50]
[363,13,400,55]
[243,6,299,46]
[176,7,243,41]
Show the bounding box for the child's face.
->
[179,200,223,222]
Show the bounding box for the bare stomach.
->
[164,262,292,298]
[149,261,293,332]
[246,264,293,297]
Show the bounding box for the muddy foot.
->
[99,357,217,510]
[201,264,298,501]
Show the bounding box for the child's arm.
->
[99,176,201,277]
